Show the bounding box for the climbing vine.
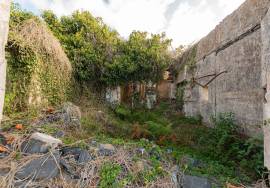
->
[175,81,188,111]
[4,4,71,114]
[185,45,197,74]
[5,32,37,113]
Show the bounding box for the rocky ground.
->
[0,103,267,188]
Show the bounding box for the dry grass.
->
[0,134,43,188]
[0,134,177,188]
[47,147,175,188]
[15,19,71,73]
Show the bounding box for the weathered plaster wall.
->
[0,0,11,122]
[176,0,270,136]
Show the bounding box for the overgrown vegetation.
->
[199,113,264,178]
[175,81,188,111]
[185,45,197,73]
[4,4,71,113]
[85,102,263,184]
[42,10,172,89]
[2,3,265,187]
[172,44,197,79]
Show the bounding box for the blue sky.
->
[14,0,245,47]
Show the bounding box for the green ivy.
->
[4,4,71,113]
[175,81,188,111]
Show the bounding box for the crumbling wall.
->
[176,0,270,136]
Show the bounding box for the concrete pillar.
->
[261,7,270,169]
[105,86,121,105]
[0,0,11,124]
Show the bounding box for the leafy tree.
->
[42,10,120,88]
[9,3,35,27]
[42,10,172,88]
[106,31,172,85]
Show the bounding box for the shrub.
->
[199,113,264,179]
[42,11,172,88]
[145,121,172,140]
[171,115,202,126]
[114,105,132,120]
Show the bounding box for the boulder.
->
[77,150,92,164]
[34,103,81,127]
[15,153,60,181]
[183,175,212,188]
[53,130,65,138]
[171,166,212,188]
[30,132,62,147]
[35,112,63,126]
[98,144,115,156]
[21,139,49,154]
[21,133,62,154]
[62,102,81,127]
[61,147,92,164]
[61,147,82,158]
[60,158,80,179]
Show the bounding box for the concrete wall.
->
[157,80,175,99]
[176,0,270,136]
[262,3,270,169]
[0,0,11,123]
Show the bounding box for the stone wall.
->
[175,0,270,136]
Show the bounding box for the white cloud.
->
[166,0,245,46]
[15,0,245,47]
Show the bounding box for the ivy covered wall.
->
[4,7,72,114]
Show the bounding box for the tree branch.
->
[192,70,228,88]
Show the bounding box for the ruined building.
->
[173,0,270,168]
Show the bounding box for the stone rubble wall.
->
[176,0,270,137]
